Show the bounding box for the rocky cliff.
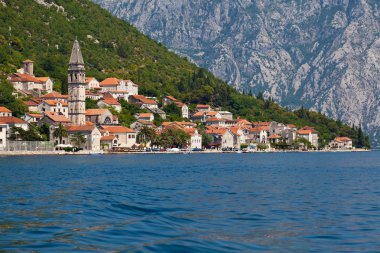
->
[94,0,380,147]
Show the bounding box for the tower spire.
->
[69,39,84,66]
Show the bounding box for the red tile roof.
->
[40,91,68,100]
[44,112,71,123]
[130,95,157,105]
[101,125,136,133]
[100,78,120,86]
[101,135,116,141]
[36,77,50,82]
[269,134,281,139]
[0,116,27,124]
[43,100,68,106]
[67,125,96,132]
[85,109,109,116]
[334,137,352,142]
[0,106,12,113]
[9,73,42,83]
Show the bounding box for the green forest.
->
[0,0,370,148]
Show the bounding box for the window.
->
[0,139,2,144]
[0,128,2,133]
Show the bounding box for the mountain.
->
[0,0,369,148]
[93,0,380,147]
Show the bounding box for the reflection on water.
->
[1,152,380,252]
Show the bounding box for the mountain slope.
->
[0,0,369,147]
[94,0,380,147]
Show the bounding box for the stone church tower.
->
[68,40,86,126]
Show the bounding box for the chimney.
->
[23,59,34,76]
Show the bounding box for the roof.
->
[206,111,219,116]
[135,119,155,126]
[43,100,68,106]
[23,59,33,63]
[334,137,352,142]
[26,113,43,118]
[269,134,281,139]
[192,111,205,117]
[25,100,39,106]
[36,77,50,82]
[253,122,271,127]
[229,127,241,136]
[130,95,157,105]
[166,95,178,102]
[101,126,136,133]
[9,73,42,83]
[206,117,226,122]
[137,113,153,118]
[297,129,313,135]
[249,126,269,133]
[101,135,116,141]
[287,124,297,129]
[44,112,71,123]
[69,40,84,65]
[85,109,110,116]
[40,91,68,99]
[100,78,120,86]
[85,77,96,83]
[183,128,197,135]
[67,125,96,132]
[102,98,120,106]
[0,106,12,113]
[0,116,27,124]
[206,127,228,135]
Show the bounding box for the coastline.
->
[0,149,371,156]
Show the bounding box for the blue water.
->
[1,152,380,252]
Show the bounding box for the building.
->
[184,128,202,150]
[248,126,268,144]
[100,125,137,148]
[125,80,138,96]
[130,119,156,131]
[24,99,41,112]
[85,77,100,90]
[0,123,7,151]
[22,113,43,123]
[99,78,126,92]
[329,137,353,149]
[0,116,29,131]
[129,95,158,110]
[196,104,211,112]
[37,100,68,118]
[40,91,68,102]
[85,109,114,125]
[206,127,234,149]
[175,102,189,119]
[66,125,101,151]
[97,93,122,112]
[0,107,12,117]
[297,127,319,149]
[135,113,154,122]
[68,40,86,126]
[218,111,233,120]
[39,112,71,126]
[8,60,53,93]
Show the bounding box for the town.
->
[0,40,354,154]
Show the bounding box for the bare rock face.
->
[94,0,380,146]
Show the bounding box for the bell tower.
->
[68,39,86,126]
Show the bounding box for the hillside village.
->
[0,40,355,153]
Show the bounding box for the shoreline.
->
[0,149,371,156]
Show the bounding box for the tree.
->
[136,126,156,147]
[70,132,86,148]
[53,123,68,144]
[8,126,43,141]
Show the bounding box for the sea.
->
[0,152,380,252]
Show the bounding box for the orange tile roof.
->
[137,113,153,118]
[23,59,33,63]
[183,127,197,135]
[0,106,12,113]
[25,100,39,106]
[249,126,269,133]
[44,112,71,123]
[100,77,120,86]
[101,126,136,133]
[85,109,109,116]
[205,126,228,135]
[287,124,297,129]
[192,111,205,117]
[85,77,95,83]
[297,129,313,135]
[130,95,157,105]
[36,77,50,82]
[269,134,281,139]
[0,116,27,124]
[334,137,352,142]
[43,100,68,106]
[40,91,68,99]
[136,119,155,126]
[27,113,43,118]
[67,125,96,132]
[166,95,178,102]
[206,111,219,116]
[196,104,210,109]
[101,135,116,141]
[206,117,226,122]
[9,73,42,83]
[229,127,241,136]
